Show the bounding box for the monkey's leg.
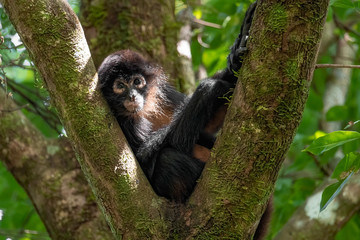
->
[167,79,232,153]
[151,148,205,202]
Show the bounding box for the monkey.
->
[98,3,271,239]
[98,2,257,202]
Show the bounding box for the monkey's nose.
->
[130,95,135,101]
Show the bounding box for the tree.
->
[2,0,360,239]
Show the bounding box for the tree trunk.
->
[190,0,330,238]
[0,0,332,239]
[0,0,163,239]
[0,89,113,240]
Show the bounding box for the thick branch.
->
[0,89,112,240]
[275,174,360,240]
[1,0,167,238]
[191,0,330,238]
[316,64,360,69]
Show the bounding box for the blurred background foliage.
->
[0,0,359,239]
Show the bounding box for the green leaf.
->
[342,140,360,154]
[303,131,360,155]
[326,105,348,121]
[332,152,360,179]
[331,0,356,8]
[320,172,353,212]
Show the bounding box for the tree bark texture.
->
[0,0,166,239]
[0,0,334,239]
[190,0,330,239]
[0,89,113,240]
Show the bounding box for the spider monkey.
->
[99,3,270,239]
[98,3,257,202]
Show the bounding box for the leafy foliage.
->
[0,163,49,240]
[320,172,353,212]
[0,0,360,239]
[0,6,54,240]
[303,131,360,212]
[304,131,360,155]
[0,8,62,138]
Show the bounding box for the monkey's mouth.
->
[123,99,144,113]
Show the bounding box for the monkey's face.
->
[98,50,163,118]
[112,74,147,114]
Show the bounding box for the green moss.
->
[193,136,272,239]
[266,4,288,34]
[284,59,299,82]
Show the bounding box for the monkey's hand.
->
[227,1,257,73]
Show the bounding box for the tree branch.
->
[275,173,360,239]
[0,89,112,240]
[191,0,330,238]
[316,64,360,69]
[1,0,167,238]
[0,102,29,113]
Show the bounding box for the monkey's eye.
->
[113,80,127,94]
[134,78,141,86]
[116,82,125,89]
[132,75,145,88]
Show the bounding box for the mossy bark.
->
[0,89,113,240]
[0,0,333,239]
[0,0,168,239]
[190,0,330,238]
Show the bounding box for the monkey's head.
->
[98,50,165,118]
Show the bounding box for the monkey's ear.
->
[97,55,120,90]
[97,70,114,91]
[97,70,108,90]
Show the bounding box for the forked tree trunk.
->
[0,0,330,239]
